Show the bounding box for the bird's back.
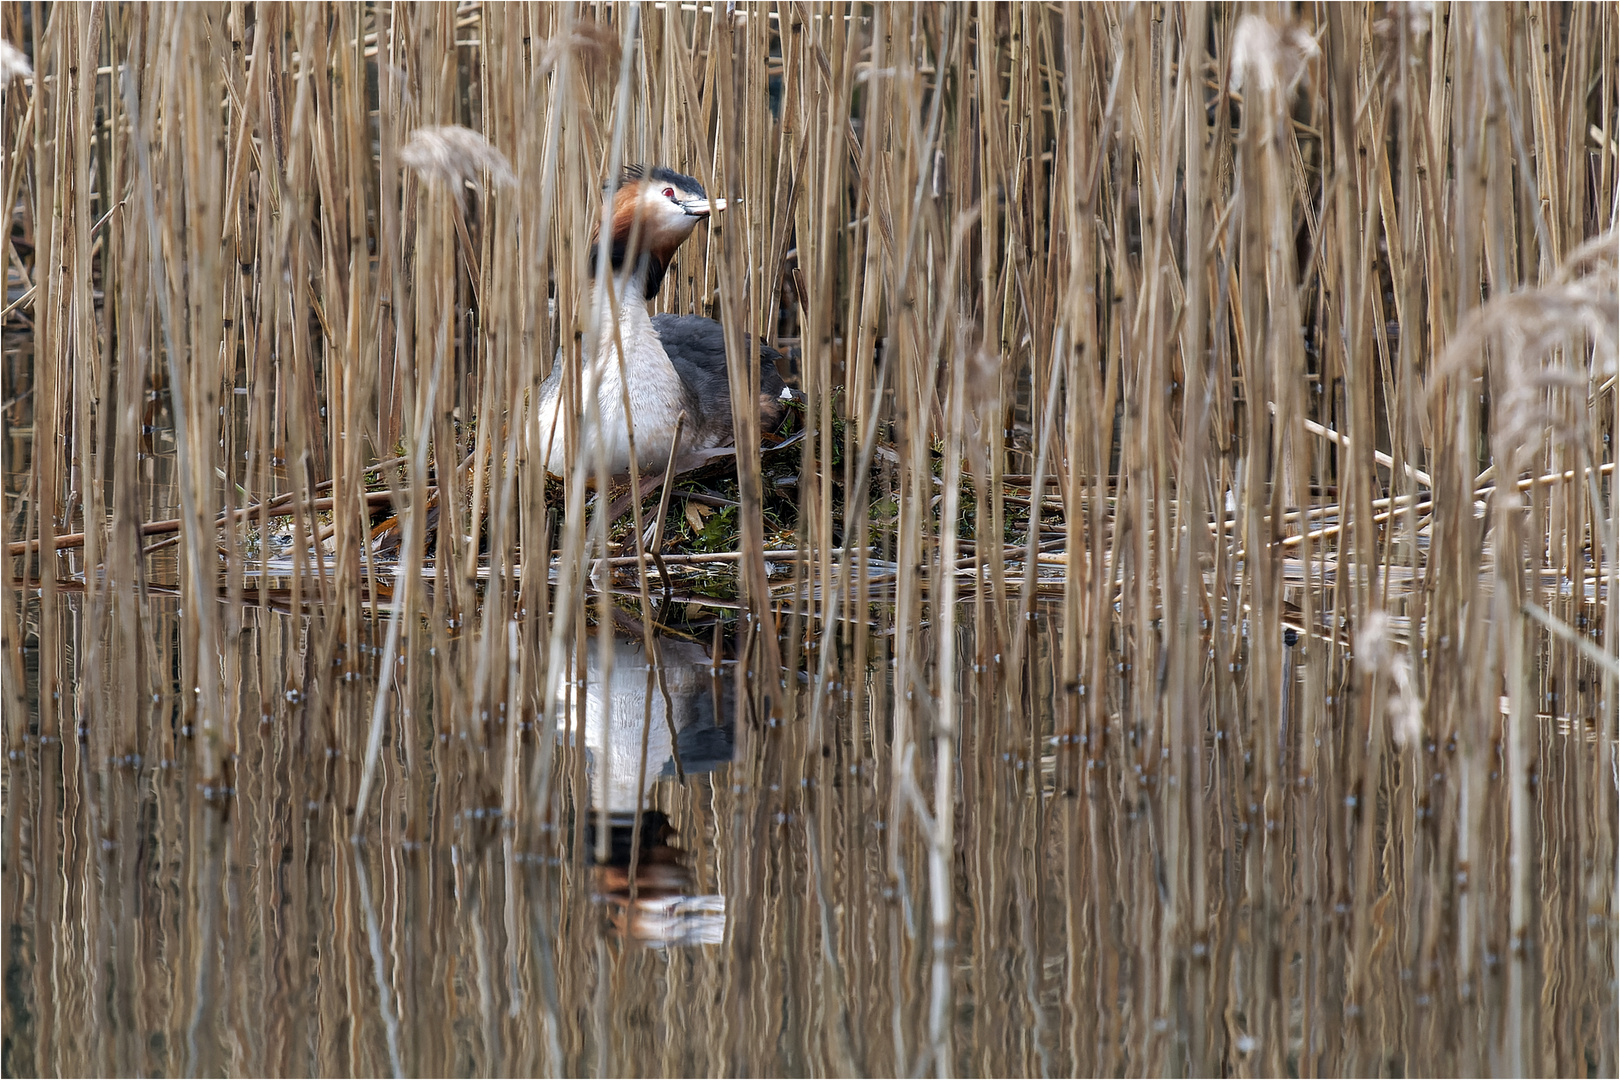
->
[652,313,791,450]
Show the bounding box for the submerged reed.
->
[2,3,1615,1075]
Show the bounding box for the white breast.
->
[532,294,688,479]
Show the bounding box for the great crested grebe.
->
[533,166,790,481]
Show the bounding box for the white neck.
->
[534,259,685,479]
[585,265,654,357]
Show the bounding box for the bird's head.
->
[591,166,726,300]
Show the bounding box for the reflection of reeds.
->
[2,4,1616,1075]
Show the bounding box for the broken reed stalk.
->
[2,4,1615,1075]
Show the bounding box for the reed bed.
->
[3,3,1617,1076]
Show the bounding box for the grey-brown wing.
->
[652,314,790,444]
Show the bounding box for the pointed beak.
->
[683,197,727,218]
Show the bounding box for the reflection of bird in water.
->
[567,632,734,947]
[533,166,792,481]
[588,811,727,947]
[574,632,734,814]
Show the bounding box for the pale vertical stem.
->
[1487,22,1534,1078]
[31,5,65,742]
[710,3,784,694]
[501,615,523,837]
[587,1,643,868]
[354,844,404,1078]
[521,0,579,841]
[376,4,408,449]
[796,1,843,745]
[0,0,35,738]
[70,5,104,673]
[841,4,889,701]
[353,320,449,827]
[1053,11,1089,1064]
[1500,499,1532,1076]
[1449,14,1492,1045]
[1168,7,1211,1071]
[928,332,967,1077]
[337,3,374,646]
[120,10,228,778]
[529,4,591,839]
[1054,0,1090,813]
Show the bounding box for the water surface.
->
[4,582,1614,1077]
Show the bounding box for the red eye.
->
[662,187,676,198]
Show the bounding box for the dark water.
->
[3,580,1615,1078]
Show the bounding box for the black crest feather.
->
[613,164,705,197]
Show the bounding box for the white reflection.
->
[565,631,734,947]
